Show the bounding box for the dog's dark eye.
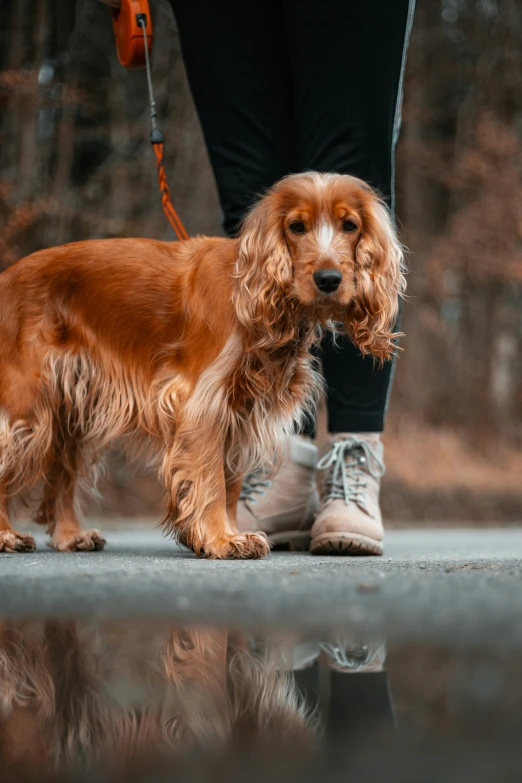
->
[289,221,306,234]
[343,220,358,232]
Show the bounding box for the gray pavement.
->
[1,527,522,648]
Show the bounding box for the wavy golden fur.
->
[0,172,405,558]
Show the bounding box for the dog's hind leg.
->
[0,478,36,552]
[35,442,106,553]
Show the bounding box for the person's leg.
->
[283,0,415,555]
[169,0,297,236]
[285,0,415,434]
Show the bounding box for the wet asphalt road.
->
[1,527,521,648]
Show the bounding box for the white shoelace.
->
[320,640,386,672]
[239,472,272,504]
[316,437,385,513]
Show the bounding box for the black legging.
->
[169,0,415,433]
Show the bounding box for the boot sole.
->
[270,530,311,552]
[309,532,383,556]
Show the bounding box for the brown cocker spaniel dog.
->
[0,172,405,558]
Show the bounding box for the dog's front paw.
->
[202,532,270,560]
[0,530,36,553]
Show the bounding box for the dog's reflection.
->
[0,622,316,778]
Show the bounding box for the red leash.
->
[112,0,189,241]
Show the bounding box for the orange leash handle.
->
[112,0,153,69]
[151,131,189,241]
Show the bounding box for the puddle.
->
[0,618,521,781]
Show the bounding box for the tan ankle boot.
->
[236,435,319,549]
[310,433,385,556]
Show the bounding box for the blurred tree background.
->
[1,0,521,524]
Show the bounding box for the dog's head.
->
[234,172,406,360]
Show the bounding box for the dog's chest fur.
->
[221,331,321,475]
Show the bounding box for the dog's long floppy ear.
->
[233,189,296,348]
[346,196,406,364]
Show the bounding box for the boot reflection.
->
[319,636,396,746]
[259,631,395,745]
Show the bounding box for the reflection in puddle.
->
[0,620,520,781]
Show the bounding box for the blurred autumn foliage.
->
[1,0,521,522]
[393,2,522,437]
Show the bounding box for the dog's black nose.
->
[313,269,343,293]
